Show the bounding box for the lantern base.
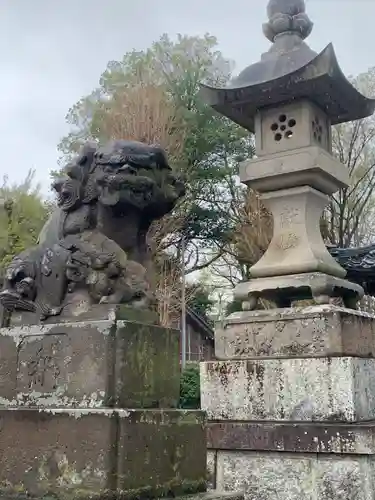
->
[235,272,364,310]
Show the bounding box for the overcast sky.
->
[1,0,374,194]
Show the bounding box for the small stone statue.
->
[0,140,185,322]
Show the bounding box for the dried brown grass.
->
[98,83,185,159]
[233,188,273,269]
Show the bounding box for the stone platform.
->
[0,311,214,499]
[202,305,375,499]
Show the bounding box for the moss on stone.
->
[0,478,207,500]
[115,322,180,408]
[114,306,159,325]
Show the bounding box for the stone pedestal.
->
[235,272,363,309]
[201,305,375,499]
[0,308,242,500]
[250,186,345,279]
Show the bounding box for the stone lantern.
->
[200,2,375,498]
[200,0,375,310]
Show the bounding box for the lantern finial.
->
[263,0,313,42]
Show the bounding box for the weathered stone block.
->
[0,408,116,496]
[0,408,207,499]
[201,357,375,422]
[218,451,312,500]
[117,409,207,493]
[216,304,375,359]
[215,451,373,500]
[0,319,180,409]
[0,321,115,408]
[207,421,375,455]
[115,320,180,408]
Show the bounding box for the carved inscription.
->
[279,207,300,228]
[218,318,321,359]
[276,232,299,250]
[27,341,61,389]
[17,335,65,392]
[224,324,272,357]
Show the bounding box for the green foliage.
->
[58,34,235,157]
[179,363,200,409]
[225,298,243,316]
[0,171,51,273]
[187,283,215,325]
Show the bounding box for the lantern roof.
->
[199,0,375,132]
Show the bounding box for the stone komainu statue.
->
[0,140,185,323]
